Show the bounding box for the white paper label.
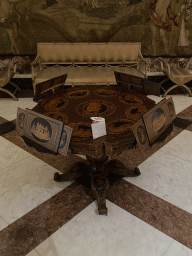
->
[90,117,107,139]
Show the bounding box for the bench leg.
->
[9,81,22,92]
[90,173,109,215]
[181,84,192,97]
[0,88,18,100]
[160,78,169,94]
[32,81,36,96]
[162,84,192,97]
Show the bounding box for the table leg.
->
[54,156,140,215]
[54,162,90,182]
[90,173,110,215]
[106,159,141,177]
[87,155,110,215]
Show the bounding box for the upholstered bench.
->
[32,42,148,94]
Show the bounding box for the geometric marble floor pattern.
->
[0,96,192,256]
[0,136,73,224]
[124,133,192,214]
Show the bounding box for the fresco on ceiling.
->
[0,0,191,56]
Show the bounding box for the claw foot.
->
[134,167,141,176]
[54,172,61,181]
[99,206,108,215]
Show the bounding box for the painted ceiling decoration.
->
[0,0,191,56]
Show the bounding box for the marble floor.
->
[0,95,192,256]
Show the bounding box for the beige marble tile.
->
[160,130,192,163]
[0,156,73,224]
[124,151,192,214]
[76,154,86,160]
[0,136,32,170]
[0,216,8,231]
[26,250,41,256]
[147,95,192,114]
[35,201,173,256]
[0,98,37,121]
[163,241,192,256]
[147,95,163,104]
[169,95,192,114]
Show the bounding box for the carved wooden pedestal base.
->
[54,155,140,215]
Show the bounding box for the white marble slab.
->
[35,201,173,256]
[0,137,32,171]
[0,98,37,121]
[160,130,192,164]
[26,249,41,256]
[0,156,73,224]
[147,95,163,104]
[124,150,192,214]
[147,95,192,114]
[0,216,8,231]
[169,95,192,114]
[163,241,192,256]
[76,154,86,160]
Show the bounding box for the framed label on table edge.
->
[142,97,176,144]
[16,107,26,134]
[23,109,64,153]
[58,125,73,156]
[131,118,149,151]
[34,74,67,101]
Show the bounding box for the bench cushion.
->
[38,43,141,64]
[34,66,145,86]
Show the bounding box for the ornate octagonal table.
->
[33,85,156,215]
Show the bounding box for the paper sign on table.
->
[91,117,107,139]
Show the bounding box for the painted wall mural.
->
[0,0,192,56]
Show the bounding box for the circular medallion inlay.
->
[76,100,116,117]
[168,101,174,117]
[137,125,148,145]
[151,108,166,133]
[125,105,148,121]
[18,113,25,130]
[40,97,69,111]
[30,117,52,143]
[59,130,67,149]
[107,119,135,134]
[119,94,143,105]
[95,88,117,97]
[65,89,90,98]
[46,111,69,124]
[69,122,92,138]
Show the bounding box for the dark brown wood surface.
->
[33,85,156,158]
[33,85,156,215]
[34,74,68,102]
[115,71,161,96]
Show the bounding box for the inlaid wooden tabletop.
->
[33,85,156,157]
